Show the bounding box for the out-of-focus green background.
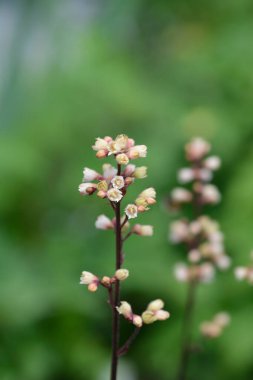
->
[1,0,253,379]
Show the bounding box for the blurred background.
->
[1,0,253,379]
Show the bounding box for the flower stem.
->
[118,327,141,357]
[176,280,197,380]
[110,198,122,380]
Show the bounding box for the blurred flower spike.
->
[234,251,253,284]
[169,137,230,283]
[200,312,230,339]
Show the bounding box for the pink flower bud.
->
[156,310,170,321]
[95,215,114,230]
[133,314,143,327]
[78,183,97,195]
[96,150,108,158]
[97,190,107,199]
[102,164,117,180]
[213,312,230,328]
[101,276,111,286]
[124,177,134,186]
[88,283,98,292]
[170,220,189,243]
[200,321,221,339]
[92,138,109,151]
[132,224,153,236]
[185,137,210,161]
[83,167,100,181]
[174,263,189,282]
[123,164,136,177]
[171,188,192,203]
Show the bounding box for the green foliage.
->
[1,0,253,379]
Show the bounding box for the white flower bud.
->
[201,185,221,204]
[132,224,153,236]
[147,299,164,312]
[125,204,138,219]
[95,215,114,230]
[178,168,194,183]
[128,145,147,159]
[170,220,189,243]
[213,312,230,328]
[204,156,221,171]
[139,187,156,199]
[92,137,109,151]
[116,153,129,165]
[116,301,132,319]
[171,188,192,203]
[134,166,147,179]
[88,283,98,292]
[78,183,97,195]
[115,269,129,281]
[198,168,213,182]
[142,300,170,324]
[141,310,157,324]
[111,176,125,189]
[234,266,248,280]
[174,263,189,282]
[199,263,215,283]
[215,255,231,270]
[80,271,97,285]
[83,167,99,181]
[107,188,123,202]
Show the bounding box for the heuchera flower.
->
[117,299,170,327]
[142,299,170,324]
[200,312,230,339]
[234,252,253,284]
[169,137,230,287]
[95,215,114,230]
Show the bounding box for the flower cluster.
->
[79,135,155,236]
[80,269,129,292]
[200,312,230,339]
[117,299,170,328]
[169,137,230,283]
[170,138,221,209]
[234,252,253,284]
[79,134,170,368]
